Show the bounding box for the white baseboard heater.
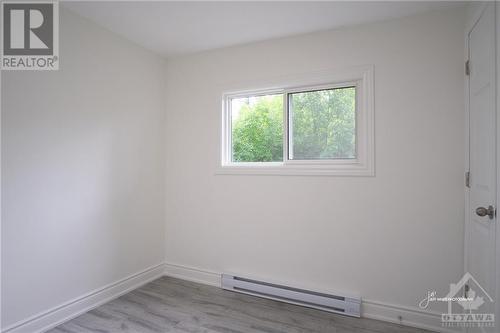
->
[221,274,360,317]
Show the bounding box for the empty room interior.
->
[2,1,500,332]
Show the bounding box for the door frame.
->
[496,2,500,329]
[464,2,499,330]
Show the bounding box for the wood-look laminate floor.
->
[49,277,434,333]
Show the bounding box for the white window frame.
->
[217,65,374,176]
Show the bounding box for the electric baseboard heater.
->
[221,274,361,317]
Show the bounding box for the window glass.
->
[231,94,284,162]
[288,87,356,160]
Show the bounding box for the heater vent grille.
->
[222,274,360,317]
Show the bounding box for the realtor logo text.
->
[1,1,59,70]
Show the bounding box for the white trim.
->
[163,262,221,287]
[217,65,375,176]
[0,50,3,332]
[161,262,455,333]
[496,0,500,330]
[363,300,460,333]
[214,164,373,177]
[465,4,499,333]
[5,262,457,333]
[1,263,165,333]
[464,0,489,288]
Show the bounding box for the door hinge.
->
[465,171,470,188]
[465,60,471,76]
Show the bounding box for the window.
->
[231,93,283,163]
[219,66,374,176]
[288,86,356,160]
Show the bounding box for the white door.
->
[466,3,497,332]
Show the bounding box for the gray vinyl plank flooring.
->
[48,277,434,333]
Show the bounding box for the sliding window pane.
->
[288,87,356,160]
[231,94,283,162]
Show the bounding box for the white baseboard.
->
[362,300,460,333]
[163,262,221,287]
[163,262,457,333]
[3,262,460,333]
[2,263,165,333]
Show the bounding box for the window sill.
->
[215,164,375,177]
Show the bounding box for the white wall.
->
[164,7,465,318]
[0,5,467,331]
[1,8,166,328]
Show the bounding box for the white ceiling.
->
[63,1,464,58]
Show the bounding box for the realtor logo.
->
[419,272,495,328]
[1,0,59,70]
[441,272,495,328]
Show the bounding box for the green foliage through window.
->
[229,86,356,163]
[231,94,283,162]
[289,87,356,160]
